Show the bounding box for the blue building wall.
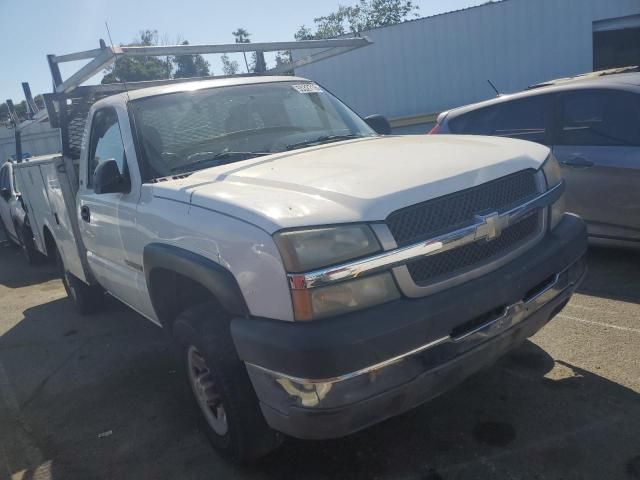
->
[295,0,640,119]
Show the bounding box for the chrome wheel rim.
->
[187,346,228,435]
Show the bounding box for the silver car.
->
[0,161,34,261]
[0,161,22,245]
[432,71,640,248]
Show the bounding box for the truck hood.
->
[153,135,550,233]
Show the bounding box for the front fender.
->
[143,243,249,326]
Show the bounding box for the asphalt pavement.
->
[0,241,638,480]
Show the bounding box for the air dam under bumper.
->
[231,214,587,439]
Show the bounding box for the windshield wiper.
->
[285,134,366,151]
[170,151,270,173]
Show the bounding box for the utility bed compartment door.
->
[14,164,50,254]
[40,161,88,283]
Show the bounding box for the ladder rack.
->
[47,37,372,94]
[11,37,372,162]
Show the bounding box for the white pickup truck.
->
[18,47,587,461]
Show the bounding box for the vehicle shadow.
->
[0,295,638,480]
[578,246,640,304]
[253,340,640,480]
[0,244,58,289]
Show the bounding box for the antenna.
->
[487,79,500,97]
[104,22,131,101]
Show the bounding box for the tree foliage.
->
[173,41,211,78]
[102,30,211,84]
[275,50,292,69]
[102,30,170,84]
[295,0,419,40]
[1,95,45,126]
[232,28,252,73]
[221,54,240,76]
[231,28,269,73]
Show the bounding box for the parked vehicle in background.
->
[0,161,31,257]
[0,162,19,244]
[431,69,640,249]
[14,40,587,463]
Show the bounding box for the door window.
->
[88,108,127,187]
[558,90,640,146]
[449,95,550,144]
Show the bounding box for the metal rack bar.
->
[46,37,373,94]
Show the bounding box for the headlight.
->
[274,225,381,272]
[275,225,400,321]
[291,272,400,321]
[541,153,565,230]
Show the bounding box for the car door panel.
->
[552,89,640,243]
[555,145,640,240]
[78,104,148,313]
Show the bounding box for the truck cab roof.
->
[94,75,311,107]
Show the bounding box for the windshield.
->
[130,81,376,180]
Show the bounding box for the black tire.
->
[19,223,41,265]
[55,247,104,315]
[173,301,283,463]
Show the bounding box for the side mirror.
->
[93,159,130,195]
[0,187,10,201]
[364,114,392,135]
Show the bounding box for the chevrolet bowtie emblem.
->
[474,212,507,241]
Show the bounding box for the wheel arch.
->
[143,243,249,330]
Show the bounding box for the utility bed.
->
[13,154,89,283]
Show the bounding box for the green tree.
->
[295,0,419,40]
[232,27,251,73]
[294,25,315,41]
[1,100,28,124]
[102,30,171,84]
[173,41,211,78]
[1,95,45,126]
[274,50,293,74]
[221,54,240,76]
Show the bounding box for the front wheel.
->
[55,247,104,315]
[173,301,283,463]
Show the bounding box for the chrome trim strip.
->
[392,171,548,298]
[288,181,565,290]
[255,258,579,386]
[247,335,451,385]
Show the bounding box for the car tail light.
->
[427,123,441,135]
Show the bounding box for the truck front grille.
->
[406,212,540,285]
[386,169,541,286]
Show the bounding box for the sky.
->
[0,0,483,102]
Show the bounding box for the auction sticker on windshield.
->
[292,83,323,94]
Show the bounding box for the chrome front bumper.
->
[246,254,586,439]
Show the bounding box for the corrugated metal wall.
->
[0,123,61,163]
[295,0,640,119]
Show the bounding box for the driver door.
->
[78,106,145,310]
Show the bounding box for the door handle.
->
[80,205,91,223]
[561,157,594,168]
